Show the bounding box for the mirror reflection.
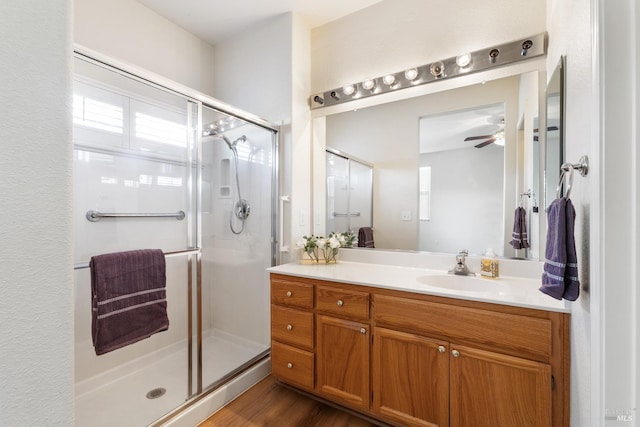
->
[545,58,564,209]
[418,103,505,256]
[316,71,546,260]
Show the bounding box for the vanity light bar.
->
[310,33,547,109]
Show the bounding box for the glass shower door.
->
[325,151,373,236]
[198,106,275,392]
[73,55,197,427]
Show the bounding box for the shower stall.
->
[72,52,277,426]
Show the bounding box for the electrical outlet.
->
[401,211,412,221]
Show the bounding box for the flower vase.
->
[323,248,339,264]
[299,248,320,264]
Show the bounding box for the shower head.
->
[222,135,234,150]
[222,135,247,150]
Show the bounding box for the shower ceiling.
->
[137,0,384,45]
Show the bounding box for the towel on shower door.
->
[510,207,530,249]
[90,249,169,355]
[539,198,580,301]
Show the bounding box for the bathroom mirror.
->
[545,57,564,209]
[313,70,547,260]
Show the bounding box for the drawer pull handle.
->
[360,328,367,334]
[337,299,344,307]
[286,324,293,331]
[287,363,293,369]
[452,350,460,358]
[438,345,446,353]
[286,291,292,297]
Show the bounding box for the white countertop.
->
[268,261,571,313]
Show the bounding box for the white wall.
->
[546,0,594,424]
[74,0,217,96]
[0,1,74,425]
[311,0,546,93]
[213,13,312,261]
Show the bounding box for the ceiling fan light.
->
[494,136,505,146]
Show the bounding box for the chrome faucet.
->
[449,249,474,276]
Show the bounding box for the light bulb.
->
[343,84,356,96]
[404,68,418,81]
[382,74,396,86]
[494,136,505,146]
[362,79,375,90]
[456,53,471,68]
[429,61,445,78]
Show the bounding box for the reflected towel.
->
[90,249,169,355]
[510,207,530,249]
[539,199,580,301]
[357,227,375,248]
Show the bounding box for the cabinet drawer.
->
[374,294,552,360]
[271,341,314,389]
[271,278,313,309]
[316,285,370,321]
[271,305,314,349]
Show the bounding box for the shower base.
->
[75,329,268,427]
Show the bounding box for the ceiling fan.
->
[464,129,505,148]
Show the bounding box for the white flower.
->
[329,236,341,249]
[338,234,346,245]
[317,238,327,248]
[296,238,307,249]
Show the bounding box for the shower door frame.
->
[73,47,280,424]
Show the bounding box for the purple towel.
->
[539,199,580,301]
[510,207,530,249]
[90,249,169,355]
[357,227,375,248]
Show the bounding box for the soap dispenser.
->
[480,247,499,279]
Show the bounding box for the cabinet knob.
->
[286,324,293,331]
[287,363,293,369]
[286,291,292,297]
[438,345,446,353]
[452,350,460,358]
[360,328,367,334]
[337,299,344,307]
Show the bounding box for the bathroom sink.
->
[416,274,509,293]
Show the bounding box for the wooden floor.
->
[198,376,378,427]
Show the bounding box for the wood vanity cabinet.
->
[270,273,570,427]
[315,284,371,409]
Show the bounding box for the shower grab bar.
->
[333,211,361,217]
[86,210,186,222]
[73,248,200,270]
[279,195,290,253]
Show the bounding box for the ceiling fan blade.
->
[533,126,559,133]
[464,134,495,141]
[474,138,496,148]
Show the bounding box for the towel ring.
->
[556,164,575,199]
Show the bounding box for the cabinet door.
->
[316,315,370,409]
[372,328,449,427]
[450,344,552,427]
